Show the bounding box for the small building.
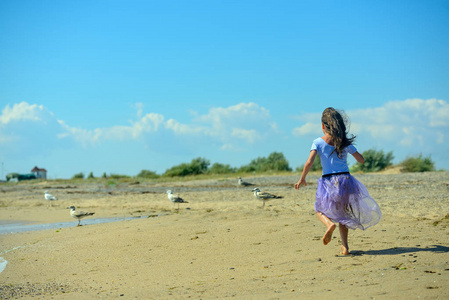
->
[31,166,47,179]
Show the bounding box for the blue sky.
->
[1,0,448,179]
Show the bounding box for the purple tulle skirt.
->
[315,173,381,230]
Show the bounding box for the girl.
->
[294,107,381,255]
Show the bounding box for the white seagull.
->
[67,206,95,226]
[252,187,283,208]
[238,177,254,187]
[166,190,189,210]
[44,191,57,206]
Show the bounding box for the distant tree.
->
[6,173,20,181]
[87,172,95,179]
[239,152,291,172]
[190,157,210,174]
[72,172,84,179]
[109,174,131,179]
[351,149,394,172]
[208,163,236,174]
[18,174,36,181]
[401,154,434,172]
[163,157,210,177]
[266,152,292,171]
[102,172,108,178]
[242,156,266,172]
[137,170,160,179]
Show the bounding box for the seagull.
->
[252,187,283,208]
[67,206,95,226]
[238,177,254,187]
[166,190,189,210]
[44,191,57,207]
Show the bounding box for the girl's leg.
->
[339,224,350,255]
[316,212,336,245]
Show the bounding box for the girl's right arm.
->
[351,151,365,164]
[295,150,317,189]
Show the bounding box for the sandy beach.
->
[1,171,448,299]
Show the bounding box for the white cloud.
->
[0,102,64,158]
[0,101,280,156]
[292,122,320,137]
[196,102,269,129]
[134,102,145,119]
[349,98,448,146]
[0,102,53,124]
[58,102,277,148]
[128,113,165,138]
[194,102,278,145]
[231,128,260,143]
[57,112,166,146]
[291,111,322,137]
[165,118,204,135]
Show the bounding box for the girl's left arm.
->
[295,150,317,189]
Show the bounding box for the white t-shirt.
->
[311,137,357,175]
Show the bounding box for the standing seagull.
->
[166,190,189,210]
[238,177,254,187]
[252,188,283,208]
[44,191,57,207]
[67,206,95,226]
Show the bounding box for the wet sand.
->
[1,172,448,299]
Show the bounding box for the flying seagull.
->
[67,206,95,226]
[252,187,283,208]
[166,190,189,210]
[44,191,57,207]
[238,177,254,187]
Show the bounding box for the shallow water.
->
[0,257,7,274]
[0,215,160,235]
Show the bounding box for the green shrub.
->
[401,154,434,172]
[351,149,394,173]
[239,152,292,172]
[72,172,84,179]
[296,154,322,172]
[109,174,131,179]
[18,174,36,181]
[266,152,292,171]
[163,157,210,177]
[208,163,236,174]
[137,170,160,179]
[87,172,95,179]
[6,173,20,181]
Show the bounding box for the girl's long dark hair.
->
[321,107,356,158]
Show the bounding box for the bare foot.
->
[322,223,336,245]
[340,245,350,255]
